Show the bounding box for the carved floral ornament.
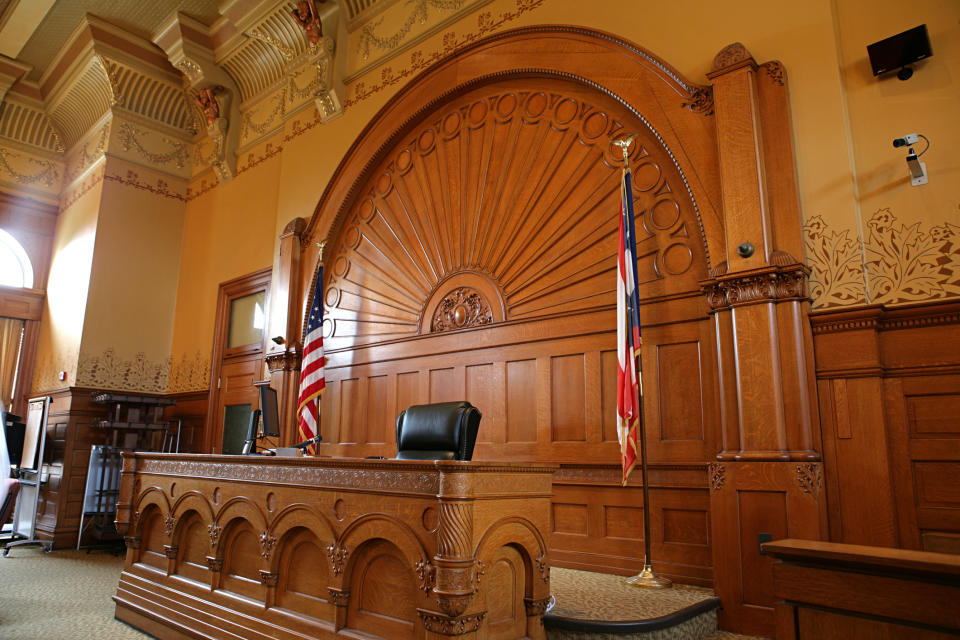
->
[431,287,493,332]
[701,263,810,311]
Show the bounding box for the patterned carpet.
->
[0,547,762,639]
[547,568,764,640]
[0,546,150,640]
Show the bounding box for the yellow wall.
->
[76,158,187,393]
[28,0,958,395]
[32,166,101,391]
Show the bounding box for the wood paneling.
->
[551,354,586,442]
[812,302,960,556]
[505,359,536,443]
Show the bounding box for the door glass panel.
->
[227,292,265,349]
[222,404,253,454]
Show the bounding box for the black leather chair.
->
[395,401,481,461]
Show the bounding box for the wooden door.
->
[206,268,271,453]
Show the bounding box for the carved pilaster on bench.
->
[163,544,179,559]
[206,555,222,572]
[434,498,476,616]
[418,609,486,635]
[124,536,141,550]
[259,570,279,587]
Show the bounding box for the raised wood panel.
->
[914,462,960,506]
[663,508,709,546]
[656,340,704,441]
[396,371,421,417]
[552,503,589,536]
[551,354,586,442]
[485,545,526,640]
[468,362,502,443]
[429,366,457,403]
[276,528,332,621]
[600,349,618,442]
[339,378,362,443]
[604,505,643,540]
[908,394,960,436]
[348,540,417,639]
[506,359,536,443]
[737,490,787,608]
[366,375,390,444]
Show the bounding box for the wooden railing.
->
[762,538,960,639]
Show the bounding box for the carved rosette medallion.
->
[327,542,349,575]
[124,536,141,550]
[416,559,436,595]
[682,86,714,115]
[431,287,493,332]
[259,532,277,560]
[524,596,552,617]
[701,263,810,311]
[259,570,279,587]
[163,514,176,537]
[163,544,179,559]
[208,523,222,547]
[796,463,822,495]
[418,610,486,635]
[708,463,726,490]
[206,555,223,572]
[328,588,350,606]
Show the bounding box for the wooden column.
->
[702,44,826,637]
[265,217,306,446]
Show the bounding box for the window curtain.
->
[0,317,24,411]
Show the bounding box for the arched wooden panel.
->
[323,77,708,352]
[346,539,417,639]
[137,506,167,571]
[221,521,264,601]
[174,510,209,583]
[485,544,526,640]
[276,527,333,622]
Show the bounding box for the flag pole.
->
[615,136,672,590]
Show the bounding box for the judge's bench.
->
[112,453,556,640]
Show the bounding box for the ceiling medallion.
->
[431,287,493,332]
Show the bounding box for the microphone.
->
[293,435,322,450]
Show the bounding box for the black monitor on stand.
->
[241,409,262,456]
[243,382,280,455]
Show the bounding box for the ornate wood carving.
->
[206,555,222,572]
[682,86,715,115]
[709,463,726,490]
[264,348,301,373]
[762,61,785,86]
[524,596,552,617]
[701,264,810,311]
[535,554,549,582]
[418,610,486,635]
[327,587,350,607]
[796,463,821,496]
[163,544,179,559]
[416,558,436,594]
[124,536,141,549]
[712,42,753,71]
[437,501,473,558]
[259,570,279,586]
[431,287,493,332]
[326,542,349,575]
[163,514,176,537]
[208,523,221,547]
[259,532,277,559]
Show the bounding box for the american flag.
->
[617,163,642,485]
[297,265,326,454]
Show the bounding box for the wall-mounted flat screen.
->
[867,25,931,76]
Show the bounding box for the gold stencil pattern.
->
[77,348,169,393]
[168,351,211,394]
[804,209,960,308]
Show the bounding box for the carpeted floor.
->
[0,547,762,639]
[0,546,150,640]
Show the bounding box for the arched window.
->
[0,229,33,288]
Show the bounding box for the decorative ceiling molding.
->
[0,96,63,152]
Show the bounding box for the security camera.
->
[893,133,919,148]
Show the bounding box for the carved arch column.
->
[703,44,826,637]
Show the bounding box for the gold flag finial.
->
[316,239,327,264]
[614,135,636,168]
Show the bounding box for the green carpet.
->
[0,547,150,640]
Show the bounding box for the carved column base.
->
[418,609,485,636]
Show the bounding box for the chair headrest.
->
[397,401,479,459]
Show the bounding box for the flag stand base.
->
[625,565,673,589]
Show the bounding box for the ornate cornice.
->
[265,348,302,373]
[810,301,960,335]
[701,262,810,311]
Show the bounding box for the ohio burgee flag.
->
[616,164,642,485]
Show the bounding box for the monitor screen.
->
[257,383,281,437]
[867,25,931,76]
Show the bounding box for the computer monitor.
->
[255,382,280,437]
[867,25,932,76]
[241,409,262,456]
